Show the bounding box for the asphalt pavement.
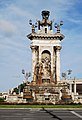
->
[0,108,82,120]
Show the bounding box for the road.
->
[0,108,82,120]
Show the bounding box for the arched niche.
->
[41,50,51,62]
[41,50,51,83]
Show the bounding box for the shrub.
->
[0,98,5,102]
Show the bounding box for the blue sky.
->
[0,0,82,92]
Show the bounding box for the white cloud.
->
[67,18,82,24]
[8,5,27,17]
[0,19,17,33]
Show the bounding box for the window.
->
[45,98,49,100]
[45,28,47,33]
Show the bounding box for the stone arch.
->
[41,50,51,62]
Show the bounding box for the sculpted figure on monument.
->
[41,57,51,78]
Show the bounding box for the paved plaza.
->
[0,109,82,120]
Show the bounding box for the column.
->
[51,47,54,82]
[69,83,72,94]
[39,51,41,63]
[74,81,76,95]
[55,46,62,83]
[30,45,38,84]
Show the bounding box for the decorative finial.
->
[38,10,52,30]
[29,19,37,33]
[55,21,63,33]
[41,10,50,20]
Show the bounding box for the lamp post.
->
[22,69,31,83]
[67,69,72,79]
[62,69,72,80]
[62,72,67,80]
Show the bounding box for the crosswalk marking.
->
[70,111,82,119]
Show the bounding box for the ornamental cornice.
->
[27,33,65,41]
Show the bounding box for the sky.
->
[0,0,82,92]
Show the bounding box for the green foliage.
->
[0,98,5,102]
[13,83,26,94]
[18,83,26,92]
[0,104,82,108]
[13,87,19,94]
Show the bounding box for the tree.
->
[13,87,19,94]
[18,83,26,92]
[0,98,5,102]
